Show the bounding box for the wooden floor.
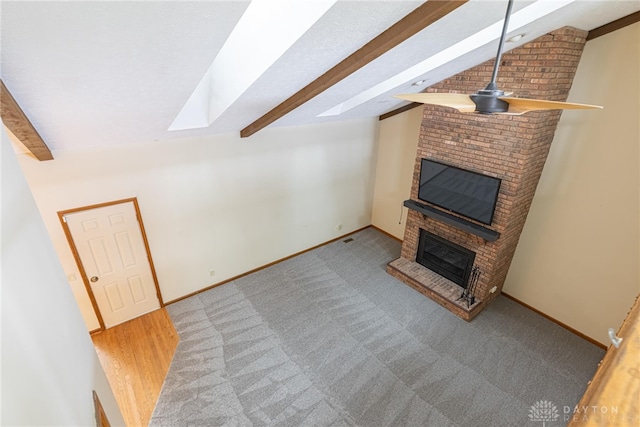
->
[92,308,179,427]
[569,295,640,426]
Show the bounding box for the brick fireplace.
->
[387,27,588,321]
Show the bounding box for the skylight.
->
[169,0,337,131]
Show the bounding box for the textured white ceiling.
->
[1,0,638,152]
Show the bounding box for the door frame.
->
[58,197,164,331]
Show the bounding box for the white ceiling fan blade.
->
[394,93,477,112]
[501,97,603,115]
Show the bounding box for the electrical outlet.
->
[490,286,497,293]
[335,224,343,231]
[209,269,215,277]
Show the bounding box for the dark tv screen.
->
[418,159,501,225]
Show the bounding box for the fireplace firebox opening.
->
[417,229,476,289]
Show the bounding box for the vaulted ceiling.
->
[1,0,638,154]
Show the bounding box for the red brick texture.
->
[389,27,588,320]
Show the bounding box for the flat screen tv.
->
[418,159,501,225]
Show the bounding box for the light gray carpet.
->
[150,228,604,426]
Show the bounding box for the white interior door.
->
[65,201,160,328]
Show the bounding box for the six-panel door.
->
[65,202,160,328]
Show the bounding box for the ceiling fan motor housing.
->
[470,86,509,114]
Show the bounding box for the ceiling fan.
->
[395,0,602,115]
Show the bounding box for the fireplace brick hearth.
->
[387,27,588,321]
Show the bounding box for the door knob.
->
[90,276,99,282]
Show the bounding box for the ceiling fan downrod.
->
[470,0,515,113]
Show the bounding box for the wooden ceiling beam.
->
[1,79,53,161]
[379,102,423,121]
[240,0,469,138]
[587,10,640,41]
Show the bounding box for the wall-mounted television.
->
[418,159,501,225]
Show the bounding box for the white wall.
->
[1,130,125,426]
[371,24,639,345]
[17,118,379,330]
[503,22,640,345]
[371,107,422,239]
